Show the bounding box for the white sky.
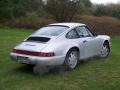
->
[90,0,120,4]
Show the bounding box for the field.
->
[0,27,120,90]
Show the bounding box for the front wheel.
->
[63,49,79,70]
[100,42,110,58]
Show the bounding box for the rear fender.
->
[63,44,80,57]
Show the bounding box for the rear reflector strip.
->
[12,49,55,57]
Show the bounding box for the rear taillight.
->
[12,49,55,57]
[39,52,55,57]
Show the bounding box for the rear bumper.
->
[10,53,65,66]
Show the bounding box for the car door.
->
[75,26,101,58]
[84,26,102,56]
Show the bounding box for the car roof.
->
[48,22,86,28]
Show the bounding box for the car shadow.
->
[12,64,66,75]
[12,65,34,74]
[12,57,109,75]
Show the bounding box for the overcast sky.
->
[91,0,120,4]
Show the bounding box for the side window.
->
[75,26,92,37]
[66,29,79,39]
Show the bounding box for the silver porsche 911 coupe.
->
[10,23,111,70]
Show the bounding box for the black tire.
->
[63,49,79,70]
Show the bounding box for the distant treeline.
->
[93,4,120,19]
[0,0,44,20]
[0,0,92,21]
[0,0,119,23]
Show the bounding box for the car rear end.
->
[10,36,65,66]
[10,25,69,66]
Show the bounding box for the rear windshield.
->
[26,37,50,42]
[33,26,69,36]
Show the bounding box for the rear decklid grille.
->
[14,36,55,54]
[15,42,48,52]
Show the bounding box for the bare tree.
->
[44,0,81,22]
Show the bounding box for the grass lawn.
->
[0,27,120,90]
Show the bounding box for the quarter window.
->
[75,26,92,37]
[66,30,79,39]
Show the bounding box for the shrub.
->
[74,15,120,36]
[17,12,39,25]
[5,17,55,29]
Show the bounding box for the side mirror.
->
[92,33,98,37]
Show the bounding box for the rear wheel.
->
[64,49,79,70]
[100,42,110,58]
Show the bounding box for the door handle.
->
[83,40,88,43]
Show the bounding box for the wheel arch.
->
[64,46,80,58]
[103,40,110,47]
[69,47,80,52]
[104,40,109,44]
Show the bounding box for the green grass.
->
[0,27,120,90]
